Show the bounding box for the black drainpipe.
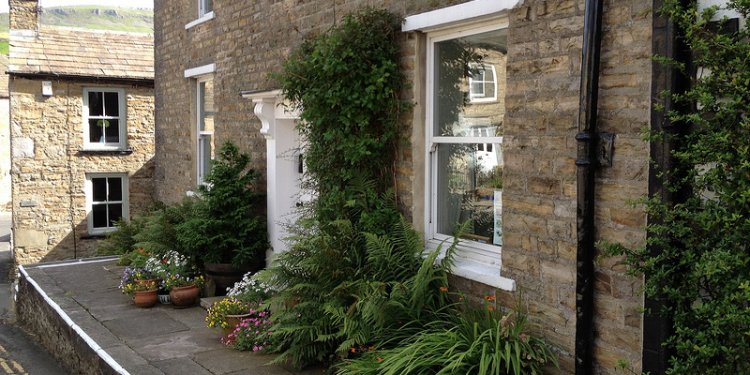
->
[575,0,603,374]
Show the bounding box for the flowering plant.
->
[206,297,251,328]
[119,266,155,292]
[164,274,205,291]
[121,280,157,296]
[225,308,273,351]
[226,272,273,304]
[144,250,200,291]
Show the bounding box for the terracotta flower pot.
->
[204,263,245,297]
[169,285,200,308]
[222,313,251,343]
[133,290,158,308]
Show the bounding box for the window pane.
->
[436,143,503,246]
[199,79,215,132]
[104,92,119,117]
[108,203,123,227]
[104,119,120,143]
[92,204,107,228]
[92,178,107,202]
[88,91,103,116]
[108,177,122,201]
[434,29,507,136]
[89,119,104,143]
[205,0,213,13]
[199,134,212,180]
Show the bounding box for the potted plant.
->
[122,279,158,308]
[165,274,205,308]
[205,297,252,341]
[176,142,269,295]
[144,250,197,304]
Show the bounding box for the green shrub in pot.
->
[176,142,268,270]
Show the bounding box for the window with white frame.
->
[426,21,508,270]
[199,0,213,17]
[197,76,215,185]
[86,173,129,235]
[83,88,126,150]
[469,63,498,102]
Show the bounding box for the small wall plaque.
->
[20,200,37,207]
[42,81,53,96]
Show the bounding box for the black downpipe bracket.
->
[575,1,604,374]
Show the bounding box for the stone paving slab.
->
[16,257,325,375]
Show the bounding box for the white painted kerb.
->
[18,260,130,375]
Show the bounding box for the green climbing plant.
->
[603,1,750,374]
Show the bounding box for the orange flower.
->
[350,347,357,353]
[484,295,496,302]
[439,286,448,292]
[377,357,384,363]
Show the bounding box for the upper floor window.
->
[427,21,508,269]
[86,173,129,235]
[199,0,213,17]
[83,88,126,150]
[469,63,498,102]
[197,76,215,185]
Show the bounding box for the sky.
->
[0,0,154,13]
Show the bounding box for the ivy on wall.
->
[605,1,750,374]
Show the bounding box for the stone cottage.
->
[153,0,733,373]
[8,0,155,264]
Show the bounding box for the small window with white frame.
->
[85,173,129,235]
[197,76,215,185]
[469,63,498,102]
[83,88,126,150]
[425,19,508,277]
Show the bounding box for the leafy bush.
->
[337,308,556,375]
[98,200,198,259]
[602,2,750,374]
[176,142,268,269]
[262,217,460,369]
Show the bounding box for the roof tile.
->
[8,26,154,80]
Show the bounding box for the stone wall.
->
[0,98,10,211]
[155,0,653,373]
[153,0,467,205]
[16,268,120,375]
[500,0,651,372]
[10,78,155,265]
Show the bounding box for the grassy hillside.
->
[41,6,153,33]
[0,6,153,55]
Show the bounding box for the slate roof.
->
[8,26,153,81]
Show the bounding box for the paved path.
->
[20,259,325,375]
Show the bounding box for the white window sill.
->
[80,146,130,153]
[429,240,516,291]
[87,228,116,237]
[185,11,214,30]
